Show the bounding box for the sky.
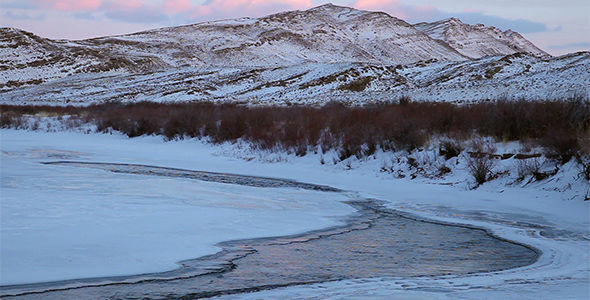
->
[1,0,588,56]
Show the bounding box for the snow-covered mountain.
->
[2,51,587,106]
[1,4,587,105]
[414,18,549,59]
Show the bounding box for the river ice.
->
[0,129,588,299]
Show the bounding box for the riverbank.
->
[1,129,588,299]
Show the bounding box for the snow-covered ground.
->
[1,129,588,299]
[0,130,355,285]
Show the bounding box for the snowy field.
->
[0,130,355,285]
[0,129,588,299]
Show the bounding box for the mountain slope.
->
[2,4,585,106]
[78,4,468,68]
[1,52,587,106]
[414,18,549,59]
[0,27,170,90]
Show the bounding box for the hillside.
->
[414,18,549,59]
[0,4,587,105]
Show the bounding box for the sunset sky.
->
[1,0,588,56]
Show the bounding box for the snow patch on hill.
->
[1,52,587,106]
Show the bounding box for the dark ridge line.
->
[0,252,243,298]
[41,161,342,192]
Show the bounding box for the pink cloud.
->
[30,0,314,21]
[114,0,145,10]
[36,0,104,11]
[27,0,443,25]
[191,5,214,18]
[205,0,311,10]
[185,0,314,22]
[352,0,397,9]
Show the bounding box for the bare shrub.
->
[515,157,542,180]
[0,112,26,128]
[393,126,427,152]
[1,95,588,168]
[398,95,412,106]
[213,106,247,142]
[576,156,590,182]
[467,154,496,186]
[438,165,452,176]
[439,139,463,160]
[469,136,497,153]
[466,138,497,186]
[540,130,579,163]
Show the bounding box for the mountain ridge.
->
[1,4,548,70]
[1,4,587,105]
[414,17,549,59]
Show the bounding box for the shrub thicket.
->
[1,96,588,162]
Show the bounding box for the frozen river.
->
[1,130,587,299]
[1,161,537,299]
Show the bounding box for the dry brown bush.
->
[1,95,588,163]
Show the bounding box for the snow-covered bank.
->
[1,129,588,298]
[0,130,355,285]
